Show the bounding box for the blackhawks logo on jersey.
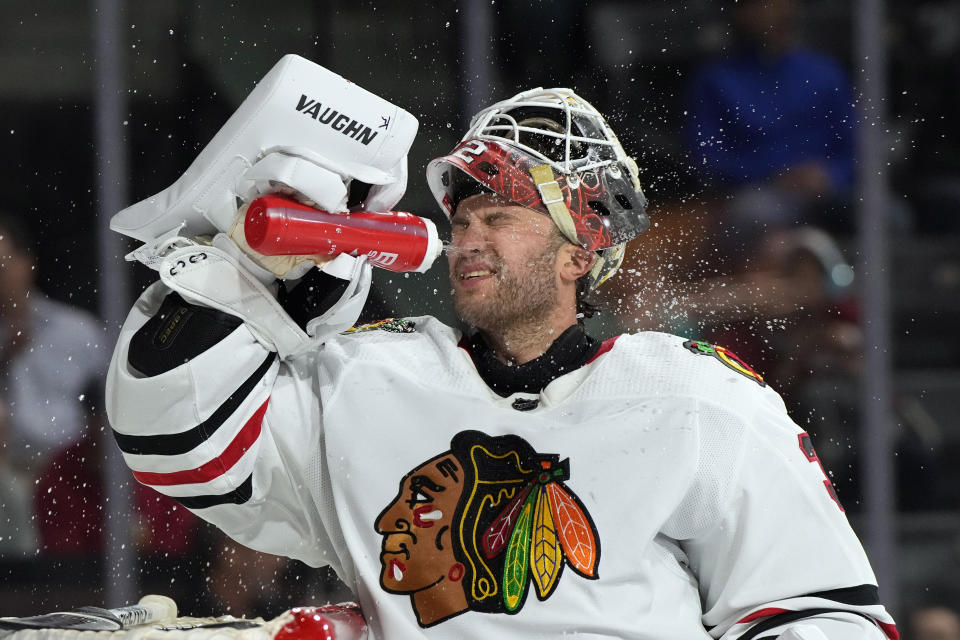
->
[374,430,600,628]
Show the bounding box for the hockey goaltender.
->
[105,55,898,639]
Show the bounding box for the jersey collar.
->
[462,324,603,398]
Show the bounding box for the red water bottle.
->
[244,195,441,273]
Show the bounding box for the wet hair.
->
[514,115,576,162]
[575,276,601,320]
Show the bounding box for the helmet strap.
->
[530,163,579,245]
[530,162,626,291]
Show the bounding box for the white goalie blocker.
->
[111,53,419,252]
[108,55,419,355]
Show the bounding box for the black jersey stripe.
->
[172,473,254,509]
[112,353,276,456]
[803,584,881,606]
[738,608,878,640]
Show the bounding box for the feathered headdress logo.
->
[375,430,601,627]
[482,457,599,609]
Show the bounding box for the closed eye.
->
[483,212,516,226]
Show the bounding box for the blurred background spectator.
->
[909,603,960,640]
[1,0,959,625]
[0,210,111,583]
[0,395,37,555]
[0,212,109,472]
[684,0,857,246]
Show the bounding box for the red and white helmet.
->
[427,87,649,290]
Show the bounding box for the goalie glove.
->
[112,54,418,272]
[220,202,319,281]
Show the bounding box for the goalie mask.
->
[426,87,649,290]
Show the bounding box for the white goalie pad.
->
[111,54,418,245]
[157,243,371,359]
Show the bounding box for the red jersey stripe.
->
[878,621,900,640]
[737,607,792,624]
[586,336,619,364]
[132,399,269,487]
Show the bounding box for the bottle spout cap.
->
[412,216,442,273]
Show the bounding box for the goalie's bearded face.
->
[448,193,566,332]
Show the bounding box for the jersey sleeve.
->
[664,391,898,640]
[105,281,345,572]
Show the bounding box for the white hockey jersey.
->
[106,282,897,640]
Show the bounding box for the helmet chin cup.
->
[427,88,649,290]
[589,243,627,292]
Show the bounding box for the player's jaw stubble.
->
[452,243,560,335]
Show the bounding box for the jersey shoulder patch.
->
[682,339,766,387]
[343,317,417,335]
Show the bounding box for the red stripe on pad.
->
[133,399,269,487]
[737,608,792,624]
[879,621,900,640]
